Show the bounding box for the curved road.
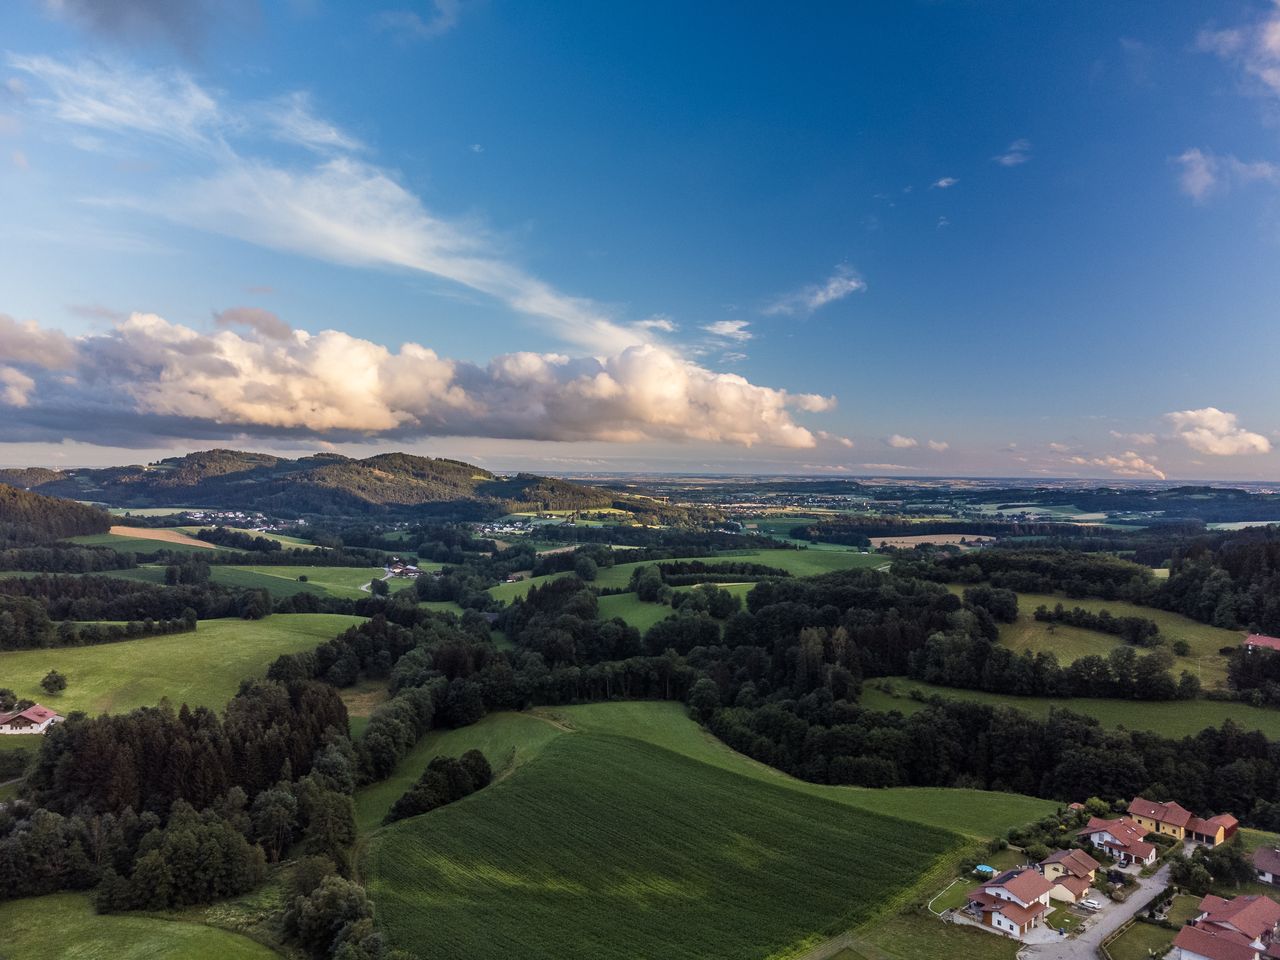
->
[1020,864,1170,960]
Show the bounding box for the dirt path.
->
[359,571,394,593]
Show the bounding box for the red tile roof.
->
[1190,813,1240,837]
[1053,874,1091,899]
[1079,817,1157,861]
[985,868,1053,904]
[1253,847,1280,877]
[966,889,1048,928]
[1174,924,1261,960]
[1042,848,1101,877]
[1246,634,1280,652]
[1198,894,1280,941]
[1129,796,1193,828]
[0,704,60,726]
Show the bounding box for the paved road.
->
[1020,864,1170,960]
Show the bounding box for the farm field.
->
[490,549,885,603]
[861,678,1280,739]
[65,529,225,554]
[177,525,320,550]
[948,585,1240,688]
[0,613,362,716]
[366,729,964,960]
[213,565,432,599]
[0,892,277,960]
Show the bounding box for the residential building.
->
[1039,848,1100,904]
[1254,848,1280,887]
[0,703,63,734]
[1129,797,1194,839]
[965,868,1053,939]
[1172,893,1280,960]
[1078,816,1158,866]
[1188,814,1240,848]
[1244,634,1280,654]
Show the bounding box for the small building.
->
[1172,893,1280,960]
[965,868,1053,939]
[1039,848,1101,904]
[0,703,63,735]
[1078,816,1157,866]
[1189,814,1240,848]
[1255,848,1280,887]
[1244,634,1280,655]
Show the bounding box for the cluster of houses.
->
[387,560,423,579]
[965,796,1239,941]
[0,703,63,735]
[1171,893,1280,960]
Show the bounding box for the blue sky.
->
[1,0,1279,480]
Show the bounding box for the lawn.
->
[366,731,964,960]
[490,549,886,603]
[861,679,1280,739]
[1106,917,1179,960]
[0,613,362,716]
[0,892,277,960]
[830,912,1020,960]
[948,586,1241,689]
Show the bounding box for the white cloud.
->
[703,319,752,342]
[993,139,1032,166]
[259,92,363,153]
[375,0,461,40]
[931,176,958,189]
[763,266,866,316]
[1048,441,1070,453]
[1166,407,1271,455]
[0,313,837,449]
[936,216,950,229]
[861,463,910,471]
[1197,6,1280,99]
[10,55,648,355]
[926,439,949,452]
[886,434,917,449]
[1110,430,1157,446]
[1174,147,1280,202]
[1067,451,1166,480]
[634,316,676,333]
[213,306,292,340]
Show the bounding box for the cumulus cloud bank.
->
[885,434,917,449]
[1166,407,1271,455]
[0,312,837,449]
[1067,451,1166,480]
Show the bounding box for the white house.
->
[0,704,63,734]
[965,868,1053,938]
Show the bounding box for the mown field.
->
[490,549,886,603]
[211,565,430,599]
[367,730,963,960]
[948,585,1241,688]
[862,678,1280,739]
[177,525,320,550]
[0,613,362,715]
[65,530,226,554]
[0,892,277,960]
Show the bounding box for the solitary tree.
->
[40,669,67,696]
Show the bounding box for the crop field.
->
[490,549,886,603]
[66,530,226,554]
[861,678,1280,739]
[355,711,564,830]
[0,613,362,716]
[948,585,1239,688]
[0,892,277,960]
[367,729,963,960]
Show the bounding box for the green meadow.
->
[0,893,277,960]
[862,678,1280,739]
[212,565,433,599]
[0,613,362,715]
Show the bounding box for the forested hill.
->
[0,483,110,545]
[2,449,663,518]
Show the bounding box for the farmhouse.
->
[964,868,1052,938]
[1128,796,1238,847]
[1078,816,1157,866]
[1039,848,1100,903]
[0,703,63,735]
[1253,848,1280,887]
[1244,634,1280,654]
[1171,893,1280,960]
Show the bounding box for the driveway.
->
[1019,864,1170,960]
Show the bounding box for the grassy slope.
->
[0,614,362,715]
[491,549,885,603]
[862,678,1280,739]
[64,532,226,555]
[213,565,431,599]
[0,893,276,960]
[177,525,320,550]
[367,731,963,960]
[949,585,1240,688]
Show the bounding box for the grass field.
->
[177,525,320,550]
[65,531,227,554]
[0,613,362,716]
[367,731,963,960]
[596,592,675,633]
[948,586,1241,689]
[862,678,1280,739]
[830,911,1020,960]
[212,565,431,599]
[490,549,886,603]
[0,892,277,960]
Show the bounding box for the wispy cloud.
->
[1110,430,1157,446]
[1173,147,1280,203]
[993,139,1032,166]
[1197,5,1280,100]
[931,176,958,189]
[763,266,866,316]
[926,439,949,452]
[375,0,461,41]
[861,463,910,471]
[885,434,917,449]
[1166,407,1271,455]
[703,319,752,342]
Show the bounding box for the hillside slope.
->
[0,482,110,545]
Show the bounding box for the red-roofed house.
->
[1189,814,1240,848]
[1078,816,1157,866]
[0,703,63,734]
[1244,635,1280,654]
[1130,796,1194,839]
[1171,893,1280,960]
[1040,848,1100,904]
[1254,848,1280,887]
[965,868,1052,939]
